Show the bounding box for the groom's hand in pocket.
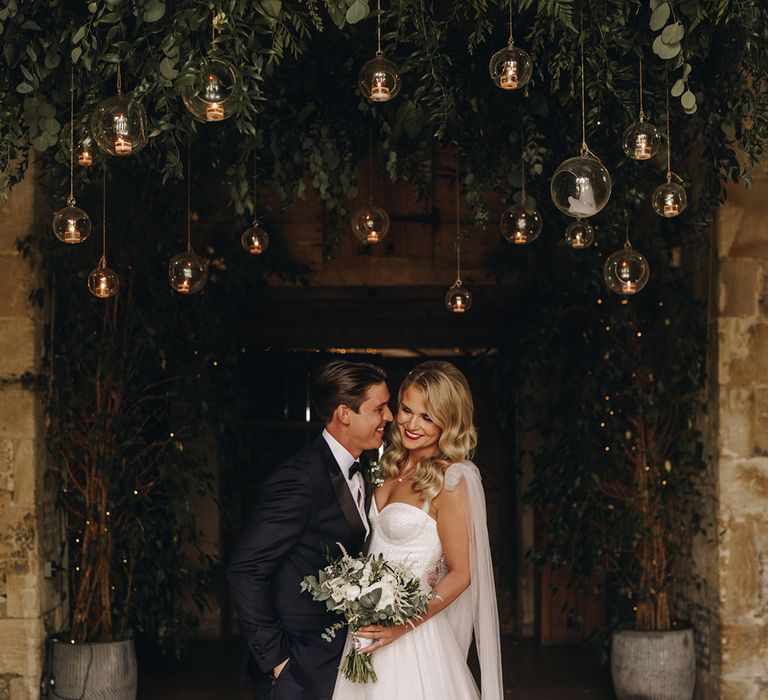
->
[273,658,289,678]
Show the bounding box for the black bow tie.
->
[348,461,363,480]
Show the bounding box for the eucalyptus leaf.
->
[71,46,82,63]
[649,0,661,9]
[345,0,369,24]
[653,35,681,59]
[671,78,685,97]
[159,57,178,80]
[682,62,692,79]
[16,81,33,94]
[680,90,696,109]
[143,1,166,23]
[649,2,670,30]
[661,22,684,44]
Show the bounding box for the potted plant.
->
[15,157,225,698]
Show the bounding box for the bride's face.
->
[396,385,442,456]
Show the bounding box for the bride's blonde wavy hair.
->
[380,361,477,502]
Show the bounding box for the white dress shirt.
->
[322,429,369,536]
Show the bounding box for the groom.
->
[228,360,392,699]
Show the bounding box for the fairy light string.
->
[639,58,645,121]
[376,0,382,56]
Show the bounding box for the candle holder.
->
[241,220,270,254]
[445,281,473,313]
[604,235,649,296]
[181,57,241,123]
[90,65,147,156]
[564,218,595,249]
[500,203,542,245]
[488,0,533,90]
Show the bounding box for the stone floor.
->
[137,636,615,699]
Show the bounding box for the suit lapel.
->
[316,437,367,540]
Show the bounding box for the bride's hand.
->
[355,623,409,654]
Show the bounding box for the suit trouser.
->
[250,666,330,700]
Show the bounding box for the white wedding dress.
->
[332,462,503,700]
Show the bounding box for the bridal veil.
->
[443,461,504,700]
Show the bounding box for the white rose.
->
[345,584,362,601]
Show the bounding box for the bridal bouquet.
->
[301,544,429,683]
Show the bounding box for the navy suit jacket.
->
[228,435,371,697]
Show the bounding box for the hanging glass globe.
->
[169,249,209,294]
[500,203,542,245]
[604,244,650,295]
[52,201,92,244]
[489,45,533,90]
[445,282,473,314]
[90,93,148,156]
[652,180,687,218]
[241,220,270,255]
[622,119,661,161]
[358,55,401,103]
[551,154,612,218]
[181,58,241,122]
[87,260,120,299]
[564,219,595,249]
[351,205,390,244]
[77,140,95,167]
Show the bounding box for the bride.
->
[333,361,503,699]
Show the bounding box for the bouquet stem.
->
[340,648,378,683]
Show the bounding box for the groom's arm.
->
[227,462,312,675]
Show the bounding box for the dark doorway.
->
[219,348,517,637]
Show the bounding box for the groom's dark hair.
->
[312,360,387,425]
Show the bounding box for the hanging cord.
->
[100,168,107,267]
[375,0,382,56]
[579,23,587,154]
[211,13,216,53]
[187,143,192,250]
[624,224,631,249]
[116,63,122,96]
[665,70,672,181]
[368,124,374,205]
[252,151,258,220]
[455,151,461,285]
[508,0,514,46]
[520,143,526,206]
[67,67,75,206]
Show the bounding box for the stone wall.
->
[712,166,768,699]
[0,168,67,700]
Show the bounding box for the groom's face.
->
[347,381,393,454]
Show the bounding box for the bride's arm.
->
[356,481,471,652]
